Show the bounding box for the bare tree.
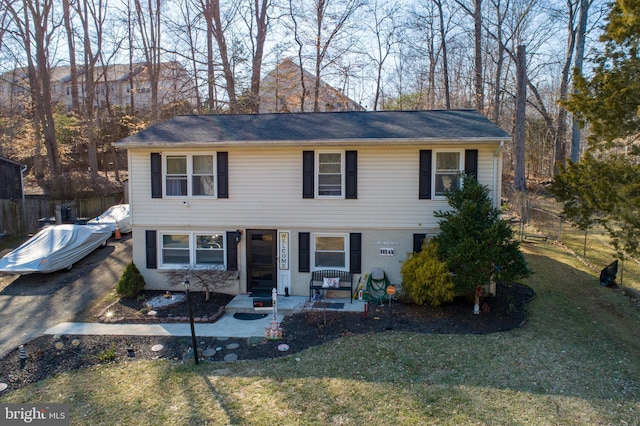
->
[246,0,271,113]
[62,0,81,115]
[201,0,239,112]
[570,0,592,162]
[75,0,110,179]
[434,0,451,109]
[363,1,401,111]
[514,45,526,191]
[454,0,484,113]
[133,0,163,121]
[163,266,234,301]
[552,0,578,173]
[2,0,62,179]
[311,0,364,112]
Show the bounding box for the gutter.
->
[20,164,28,200]
[493,141,504,209]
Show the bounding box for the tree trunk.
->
[570,0,590,162]
[514,45,527,192]
[205,0,238,112]
[249,0,269,113]
[78,0,99,179]
[436,0,451,109]
[62,0,81,115]
[554,0,577,174]
[474,0,483,113]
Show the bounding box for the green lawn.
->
[2,241,640,425]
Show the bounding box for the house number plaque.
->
[279,232,289,270]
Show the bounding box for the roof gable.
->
[115,110,511,148]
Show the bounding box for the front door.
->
[247,229,277,296]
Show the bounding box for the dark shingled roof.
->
[114,109,510,148]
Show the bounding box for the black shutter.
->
[465,149,478,180]
[146,230,157,269]
[151,153,162,198]
[299,232,310,272]
[345,150,357,199]
[226,231,238,271]
[413,233,427,252]
[419,150,432,199]
[302,151,314,198]
[217,152,229,198]
[350,233,362,274]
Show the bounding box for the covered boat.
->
[0,224,112,274]
[87,204,131,233]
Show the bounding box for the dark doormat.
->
[233,313,269,320]
[312,302,344,309]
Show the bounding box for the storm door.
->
[246,229,277,296]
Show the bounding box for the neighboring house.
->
[0,156,26,199]
[259,58,365,113]
[0,62,197,113]
[114,109,510,296]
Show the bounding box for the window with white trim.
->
[317,152,344,197]
[434,151,463,197]
[312,234,348,270]
[160,232,225,268]
[164,154,215,197]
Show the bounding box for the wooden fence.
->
[0,195,123,236]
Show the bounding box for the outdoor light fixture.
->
[183,278,199,365]
[235,230,242,244]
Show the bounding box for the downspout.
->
[20,165,28,200]
[493,141,504,209]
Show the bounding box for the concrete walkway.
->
[45,295,366,339]
[44,314,284,338]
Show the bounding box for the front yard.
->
[1,240,639,425]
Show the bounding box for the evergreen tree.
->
[560,0,640,260]
[567,0,640,151]
[433,175,530,296]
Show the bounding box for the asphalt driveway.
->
[0,235,132,358]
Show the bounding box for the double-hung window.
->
[164,154,215,197]
[160,232,225,268]
[313,234,348,270]
[317,152,343,197]
[434,151,463,197]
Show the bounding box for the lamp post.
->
[183,278,199,365]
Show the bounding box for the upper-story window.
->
[303,150,357,200]
[317,152,343,197]
[434,151,463,197]
[165,154,215,197]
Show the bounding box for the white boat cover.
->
[87,204,131,233]
[0,224,112,274]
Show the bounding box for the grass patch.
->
[2,242,639,425]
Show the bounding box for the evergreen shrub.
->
[116,262,146,299]
[400,240,455,307]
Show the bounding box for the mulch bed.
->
[0,283,534,395]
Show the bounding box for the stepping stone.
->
[223,353,238,362]
[217,337,229,341]
[226,343,240,350]
[151,344,164,352]
[203,348,217,357]
[0,383,7,392]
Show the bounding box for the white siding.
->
[127,142,502,294]
[130,145,499,229]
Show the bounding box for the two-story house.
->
[114,109,510,297]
